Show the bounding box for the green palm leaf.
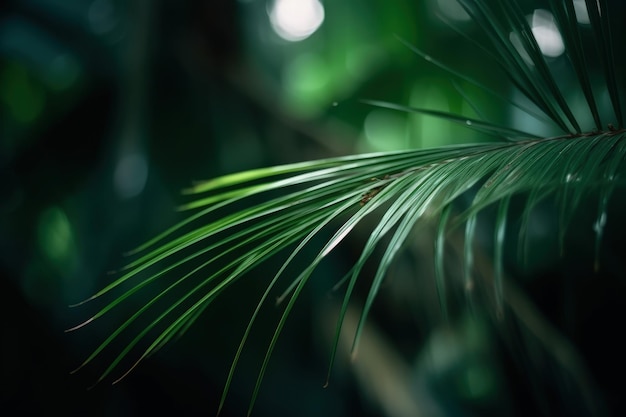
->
[69,0,625,414]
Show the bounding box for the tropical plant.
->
[69,0,625,415]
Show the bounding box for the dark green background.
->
[2,1,625,416]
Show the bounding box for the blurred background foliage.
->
[1,0,625,416]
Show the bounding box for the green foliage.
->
[69,0,625,415]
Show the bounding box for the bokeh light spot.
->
[283,52,331,116]
[531,9,564,58]
[269,0,325,42]
[88,0,117,35]
[0,63,45,124]
[410,81,453,148]
[459,363,496,400]
[509,10,564,65]
[363,109,408,151]
[47,54,81,91]
[114,151,149,199]
[38,206,74,264]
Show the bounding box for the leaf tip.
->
[275,295,286,306]
[67,298,94,308]
[64,319,93,332]
[180,183,201,195]
[69,364,83,375]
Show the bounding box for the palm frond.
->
[585,0,623,127]
[69,0,626,414]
